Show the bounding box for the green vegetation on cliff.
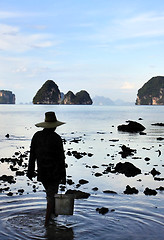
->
[136,76,164,105]
[0,90,15,104]
[62,90,92,105]
[33,80,61,104]
[33,80,93,105]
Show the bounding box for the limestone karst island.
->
[136,76,164,105]
[0,90,15,104]
[1,76,164,105]
[33,80,93,105]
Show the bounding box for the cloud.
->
[14,66,28,73]
[0,11,41,19]
[0,23,56,52]
[121,82,135,90]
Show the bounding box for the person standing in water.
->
[27,112,66,226]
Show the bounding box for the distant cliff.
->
[136,76,164,105]
[33,80,92,105]
[33,80,61,104]
[0,90,15,104]
[61,90,92,105]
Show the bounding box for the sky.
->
[0,0,164,103]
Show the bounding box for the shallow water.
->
[0,105,164,239]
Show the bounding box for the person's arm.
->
[59,138,66,183]
[27,134,37,180]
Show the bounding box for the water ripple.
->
[1,193,164,239]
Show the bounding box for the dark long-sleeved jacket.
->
[27,128,66,184]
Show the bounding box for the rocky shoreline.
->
[0,120,164,214]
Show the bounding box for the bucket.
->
[54,194,74,215]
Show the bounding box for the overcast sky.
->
[0,0,164,103]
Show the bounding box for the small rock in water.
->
[96,207,109,215]
[124,185,138,194]
[103,190,117,194]
[79,179,89,185]
[95,172,102,177]
[144,187,157,195]
[150,168,161,177]
[156,186,164,191]
[113,162,141,177]
[118,120,145,133]
[65,189,90,199]
[7,192,13,196]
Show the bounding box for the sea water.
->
[0,105,164,240]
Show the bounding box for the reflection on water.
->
[1,105,164,239]
[1,193,164,240]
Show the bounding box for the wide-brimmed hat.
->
[35,112,65,128]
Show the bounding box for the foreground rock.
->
[124,185,138,194]
[96,207,109,215]
[113,162,141,177]
[144,187,157,195]
[65,189,90,199]
[0,175,16,184]
[118,121,145,133]
[119,145,136,158]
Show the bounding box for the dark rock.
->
[0,175,16,184]
[109,139,119,142]
[150,168,161,177]
[152,123,164,126]
[92,187,98,191]
[88,153,93,157]
[103,166,111,174]
[139,132,147,135]
[79,179,89,185]
[67,179,75,185]
[96,207,109,215]
[144,187,157,195]
[5,134,9,138]
[157,137,164,141]
[95,173,102,177]
[70,138,82,143]
[92,165,99,169]
[124,185,138,194]
[0,187,10,192]
[156,186,164,191]
[16,171,25,176]
[156,150,161,157]
[18,189,24,194]
[71,151,86,159]
[103,190,117,194]
[111,209,115,212]
[145,157,150,161]
[65,189,90,199]
[118,121,145,133]
[7,192,13,196]
[119,145,136,158]
[114,162,141,177]
[154,177,164,181]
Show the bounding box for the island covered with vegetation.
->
[33,80,92,105]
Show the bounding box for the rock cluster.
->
[33,80,92,105]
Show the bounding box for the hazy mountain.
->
[93,96,134,106]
